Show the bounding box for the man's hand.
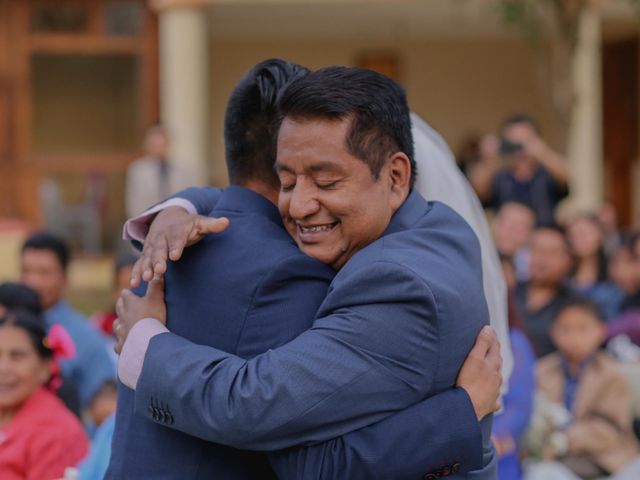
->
[492,434,515,458]
[456,325,502,421]
[113,278,166,354]
[130,206,229,288]
[478,134,500,163]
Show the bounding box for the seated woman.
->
[0,282,80,417]
[0,309,88,480]
[566,213,626,320]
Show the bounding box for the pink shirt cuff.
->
[118,318,169,389]
[122,198,197,242]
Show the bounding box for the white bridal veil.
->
[411,113,512,392]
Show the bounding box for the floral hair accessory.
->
[43,325,76,392]
[43,324,76,361]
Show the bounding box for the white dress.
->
[411,113,513,392]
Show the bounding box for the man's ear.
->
[386,152,412,211]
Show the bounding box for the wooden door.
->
[602,38,638,228]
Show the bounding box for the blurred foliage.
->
[488,0,640,147]
[495,1,640,46]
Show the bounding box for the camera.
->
[499,138,523,156]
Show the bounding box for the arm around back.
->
[134,260,441,450]
[269,387,483,480]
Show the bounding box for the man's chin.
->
[298,244,340,268]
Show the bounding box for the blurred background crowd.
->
[1,0,640,479]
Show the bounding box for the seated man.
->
[116,65,499,479]
[20,232,115,412]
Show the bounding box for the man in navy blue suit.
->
[113,63,501,479]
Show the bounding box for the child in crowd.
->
[525,299,640,480]
[0,309,88,480]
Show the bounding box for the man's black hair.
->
[279,66,416,187]
[0,282,42,315]
[500,114,541,135]
[21,232,70,272]
[224,59,309,187]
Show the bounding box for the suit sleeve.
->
[124,187,223,247]
[232,256,484,478]
[169,186,222,216]
[269,388,483,479]
[135,261,443,450]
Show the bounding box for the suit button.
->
[441,466,451,476]
[424,474,437,480]
[451,463,461,474]
[153,407,161,420]
[167,413,174,425]
[147,405,154,417]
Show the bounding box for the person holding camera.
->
[470,114,569,226]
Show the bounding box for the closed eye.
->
[317,181,339,190]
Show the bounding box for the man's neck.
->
[527,282,560,311]
[574,256,599,287]
[240,180,279,206]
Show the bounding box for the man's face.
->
[276,117,407,270]
[145,129,168,158]
[529,229,572,287]
[493,203,535,255]
[20,249,66,310]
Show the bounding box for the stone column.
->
[566,7,603,211]
[153,0,210,184]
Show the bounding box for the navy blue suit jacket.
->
[123,187,495,479]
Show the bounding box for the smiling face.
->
[0,325,50,414]
[276,117,410,270]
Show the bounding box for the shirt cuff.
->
[122,198,198,242]
[118,318,169,389]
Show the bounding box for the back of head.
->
[279,66,416,187]
[0,282,42,316]
[224,58,309,187]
